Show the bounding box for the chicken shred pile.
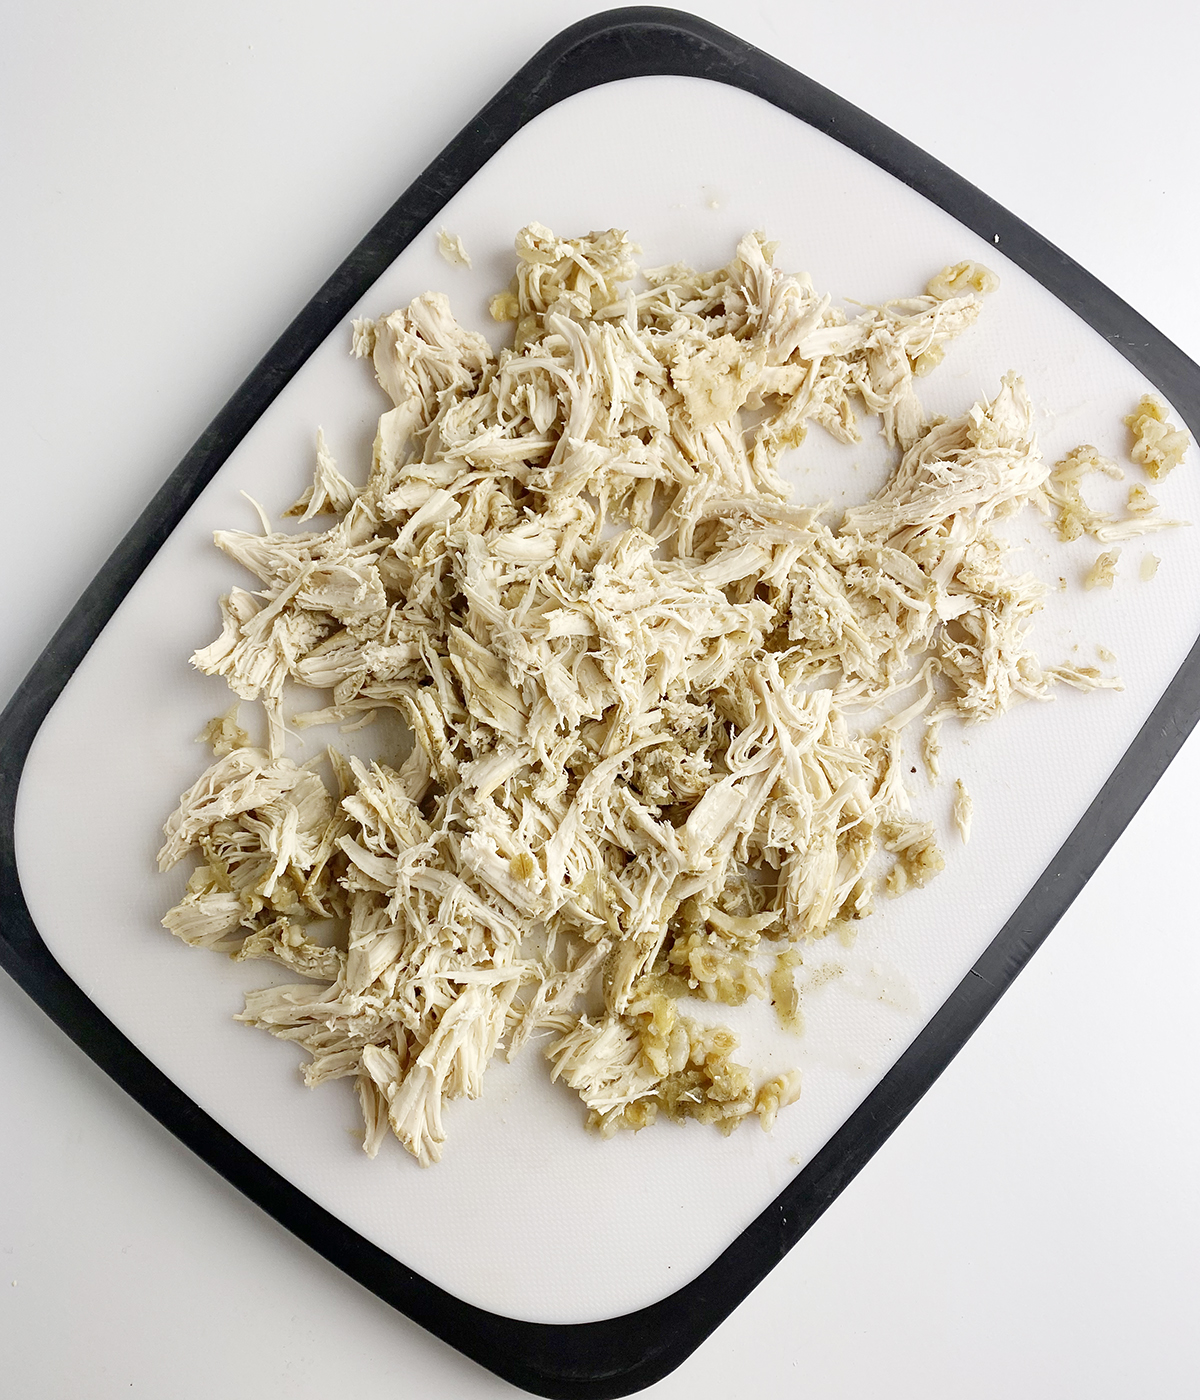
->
[159,224,1137,1166]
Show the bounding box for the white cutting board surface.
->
[15,74,1200,1324]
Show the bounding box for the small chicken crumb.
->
[197,705,249,758]
[881,819,945,896]
[755,1071,802,1132]
[912,342,946,377]
[926,261,999,300]
[1096,644,1116,663]
[1140,552,1160,581]
[1127,483,1158,514]
[952,779,973,845]
[488,290,520,322]
[436,228,472,268]
[1126,394,1189,480]
[921,720,942,783]
[770,948,805,1034]
[1084,549,1120,590]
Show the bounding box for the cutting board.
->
[4,10,1198,1396]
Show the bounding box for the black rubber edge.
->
[3,8,1199,1398]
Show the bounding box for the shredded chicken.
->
[159,225,1129,1165]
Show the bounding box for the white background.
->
[2,1,1199,1395]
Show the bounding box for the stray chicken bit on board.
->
[1126,394,1190,480]
[952,779,973,844]
[1085,549,1120,591]
[437,228,472,269]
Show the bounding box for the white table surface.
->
[3,3,1198,1396]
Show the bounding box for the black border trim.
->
[3,9,1199,1397]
